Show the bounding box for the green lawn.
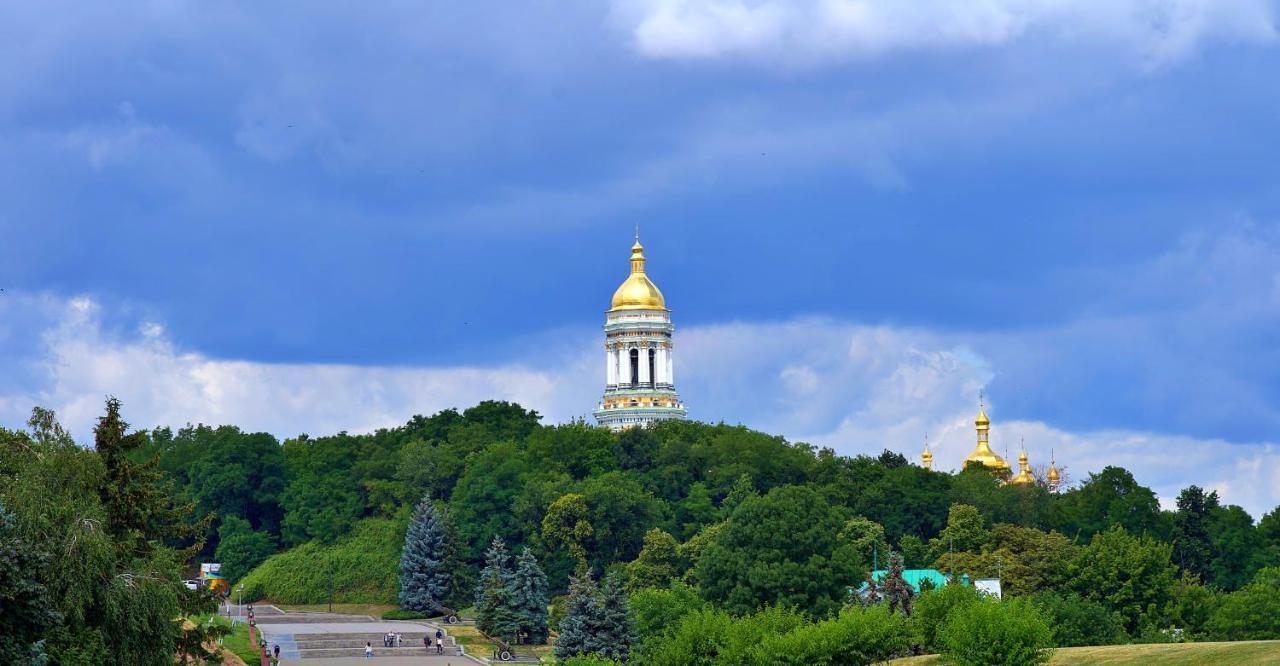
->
[892,640,1280,665]
[190,614,259,665]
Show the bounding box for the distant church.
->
[593,233,688,431]
[921,401,1062,490]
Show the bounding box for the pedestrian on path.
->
[365,642,373,658]
[436,637,443,654]
[424,635,430,650]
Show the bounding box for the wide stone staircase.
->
[252,608,463,660]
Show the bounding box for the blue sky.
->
[2,1,1280,515]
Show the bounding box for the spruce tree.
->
[475,536,512,635]
[593,572,637,662]
[554,571,600,661]
[510,548,550,643]
[399,495,450,613]
[881,551,915,616]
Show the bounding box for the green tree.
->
[475,536,515,635]
[625,528,681,592]
[697,485,856,616]
[898,534,930,569]
[1206,566,1280,640]
[595,573,637,662]
[1030,591,1127,647]
[1171,485,1215,583]
[543,493,594,569]
[839,517,891,569]
[939,597,1053,666]
[398,495,450,614]
[880,551,914,616]
[912,581,982,652]
[928,504,990,564]
[675,482,716,540]
[215,515,276,583]
[450,441,531,560]
[1053,467,1164,541]
[0,501,61,663]
[510,548,550,644]
[629,582,703,642]
[719,473,757,518]
[1067,526,1177,633]
[1208,503,1265,591]
[555,571,601,662]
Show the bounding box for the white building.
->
[593,233,687,431]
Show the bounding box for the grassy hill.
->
[893,640,1280,665]
[238,517,405,604]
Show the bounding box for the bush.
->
[1030,591,1127,647]
[238,518,406,604]
[381,609,428,620]
[629,582,704,643]
[939,597,1053,666]
[746,605,911,666]
[911,582,982,652]
[1206,567,1280,641]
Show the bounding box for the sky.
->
[2,0,1280,517]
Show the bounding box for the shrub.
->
[1030,591,1127,647]
[381,609,428,620]
[746,604,911,666]
[238,518,406,604]
[1206,567,1280,641]
[939,597,1053,666]
[911,582,982,652]
[629,582,704,643]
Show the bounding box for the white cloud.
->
[615,0,1279,66]
[3,294,1278,518]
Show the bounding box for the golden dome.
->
[964,402,1010,473]
[1047,450,1061,486]
[610,236,667,311]
[921,444,933,470]
[1008,449,1034,486]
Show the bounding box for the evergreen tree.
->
[1172,485,1215,584]
[510,548,550,644]
[594,572,637,662]
[0,502,61,664]
[881,551,915,616]
[475,535,513,635]
[555,571,600,662]
[399,494,451,613]
[94,397,209,559]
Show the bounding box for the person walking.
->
[423,635,430,650]
[436,637,443,654]
[273,644,280,660]
[364,642,373,658]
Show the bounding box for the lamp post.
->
[237,584,245,624]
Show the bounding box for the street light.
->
[237,585,245,623]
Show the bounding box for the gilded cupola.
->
[609,233,667,311]
[963,399,1011,475]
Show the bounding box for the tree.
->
[1206,566,1280,640]
[555,571,601,662]
[880,552,914,616]
[898,534,930,569]
[1067,526,1177,633]
[475,536,515,635]
[594,573,637,662]
[1208,503,1265,591]
[1172,485,1215,583]
[95,397,208,559]
[0,502,61,664]
[629,582,704,643]
[939,597,1053,666]
[625,528,681,592]
[510,548,550,644]
[719,473,757,518]
[543,493,594,570]
[1052,467,1164,541]
[399,495,450,614]
[912,582,982,652]
[697,485,856,616]
[215,515,276,583]
[1030,591,1127,647]
[839,517,891,569]
[674,482,716,540]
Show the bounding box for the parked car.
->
[183,579,200,590]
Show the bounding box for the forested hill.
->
[130,399,1280,604]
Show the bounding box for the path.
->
[241,606,479,664]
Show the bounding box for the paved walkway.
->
[258,621,437,635]
[277,658,472,665]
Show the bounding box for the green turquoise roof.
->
[864,569,949,593]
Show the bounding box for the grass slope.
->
[893,641,1280,665]
[238,518,406,604]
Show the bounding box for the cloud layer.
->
[3,292,1277,518]
[617,0,1279,65]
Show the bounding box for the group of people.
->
[362,628,447,658]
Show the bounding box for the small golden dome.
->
[1009,449,1034,486]
[1047,465,1060,482]
[610,236,667,311]
[975,407,990,427]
